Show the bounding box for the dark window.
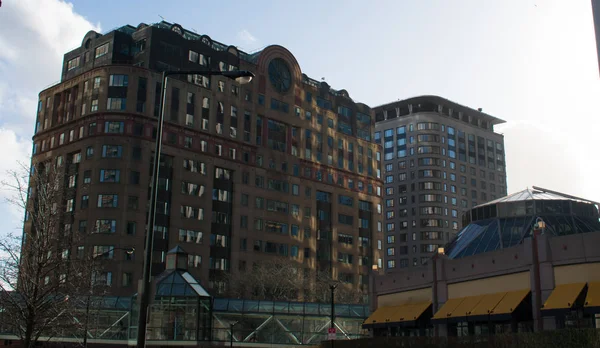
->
[136,77,147,113]
[127,196,139,210]
[133,123,143,136]
[130,171,140,185]
[81,195,89,209]
[126,221,136,235]
[132,147,142,160]
[78,220,87,233]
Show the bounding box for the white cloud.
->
[0,128,32,234]
[0,0,100,237]
[237,29,258,47]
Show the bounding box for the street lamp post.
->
[136,69,254,348]
[532,217,546,332]
[330,283,338,348]
[432,247,444,337]
[83,247,134,348]
[229,321,238,348]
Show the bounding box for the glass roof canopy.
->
[446,188,600,259]
[212,298,369,318]
[155,270,211,298]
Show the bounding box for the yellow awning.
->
[584,282,600,308]
[432,297,464,320]
[447,295,484,319]
[391,301,432,323]
[469,292,507,316]
[542,283,586,310]
[363,306,398,326]
[364,302,432,326]
[490,289,530,315]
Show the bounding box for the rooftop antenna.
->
[158,15,165,21]
[191,28,198,33]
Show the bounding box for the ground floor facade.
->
[366,229,600,337]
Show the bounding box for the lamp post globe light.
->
[136,69,254,348]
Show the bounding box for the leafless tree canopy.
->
[225,259,366,304]
[0,161,109,348]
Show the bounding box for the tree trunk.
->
[24,317,35,348]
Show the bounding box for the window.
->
[338,194,353,207]
[126,221,136,235]
[93,272,113,286]
[107,98,126,110]
[266,199,288,213]
[101,145,122,158]
[95,43,109,58]
[338,214,353,226]
[95,220,116,234]
[213,189,232,202]
[67,56,80,70]
[76,220,87,234]
[178,229,203,244]
[181,205,204,220]
[338,234,353,245]
[67,174,77,188]
[183,159,206,174]
[181,182,205,196]
[214,167,231,180]
[185,114,194,127]
[188,50,199,63]
[109,74,128,86]
[65,199,74,212]
[255,197,264,209]
[188,255,202,268]
[104,121,124,133]
[337,253,353,264]
[99,169,120,183]
[97,194,118,208]
[122,273,132,287]
[127,196,138,210]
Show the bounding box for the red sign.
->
[328,328,336,340]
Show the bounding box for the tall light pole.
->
[330,283,338,348]
[431,247,444,337]
[136,69,254,348]
[229,321,238,348]
[532,217,546,332]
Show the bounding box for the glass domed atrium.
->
[445,188,600,259]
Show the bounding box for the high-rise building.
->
[373,96,507,271]
[31,21,384,297]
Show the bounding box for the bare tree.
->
[312,270,367,304]
[226,258,304,302]
[67,249,117,347]
[225,259,366,304]
[0,160,95,348]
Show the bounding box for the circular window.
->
[171,25,183,36]
[268,58,292,93]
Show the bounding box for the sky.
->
[0,0,599,237]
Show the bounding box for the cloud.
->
[237,29,258,47]
[0,128,32,234]
[0,0,100,236]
